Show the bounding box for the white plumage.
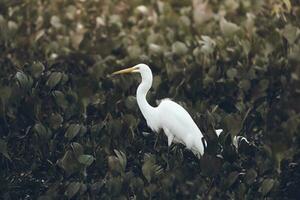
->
[113,63,222,158]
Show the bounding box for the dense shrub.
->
[0,0,299,199]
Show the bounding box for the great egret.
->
[113,63,222,158]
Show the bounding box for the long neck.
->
[136,74,155,120]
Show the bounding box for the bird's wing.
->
[157,99,205,156]
[157,99,203,137]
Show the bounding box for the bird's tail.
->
[215,129,223,137]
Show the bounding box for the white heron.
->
[112,63,222,158]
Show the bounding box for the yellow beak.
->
[112,66,138,75]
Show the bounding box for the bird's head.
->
[112,63,152,80]
[112,63,150,75]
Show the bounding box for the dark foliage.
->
[0,0,300,199]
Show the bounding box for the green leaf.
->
[90,123,104,136]
[60,73,69,85]
[224,114,242,136]
[50,16,62,29]
[281,24,299,45]
[0,139,11,160]
[142,154,163,183]
[78,154,95,166]
[238,79,251,92]
[199,35,216,55]
[220,18,240,36]
[66,5,77,20]
[149,43,163,55]
[65,182,81,199]
[259,178,275,196]
[245,169,257,185]
[78,125,87,136]
[152,75,161,90]
[226,68,238,79]
[49,113,63,130]
[70,142,84,158]
[33,123,50,140]
[8,20,18,34]
[107,150,127,174]
[224,171,240,189]
[108,119,122,136]
[0,86,11,101]
[58,150,80,175]
[15,71,33,90]
[30,61,45,78]
[240,39,251,56]
[52,90,68,110]
[258,79,269,92]
[46,72,63,89]
[142,160,153,183]
[127,45,142,59]
[172,41,188,56]
[65,124,81,141]
[124,96,137,110]
[113,149,127,172]
[123,114,138,129]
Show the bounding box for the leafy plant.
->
[0,0,299,199]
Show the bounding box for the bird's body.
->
[113,63,221,158]
[158,99,206,156]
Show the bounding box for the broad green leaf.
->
[71,142,84,158]
[149,43,163,55]
[58,150,80,175]
[258,79,269,92]
[245,169,257,185]
[123,114,138,129]
[52,90,68,110]
[114,149,127,172]
[125,96,137,110]
[281,24,299,45]
[142,154,163,183]
[238,79,251,92]
[65,124,81,141]
[30,62,45,78]
[50,16,62,29]
[78,154,95,166]
[259,178,275,196]
[172,41,188,56]
[46,72,63,89]
[15,72,33,90]
[33,123,48,139]
[90,123,104,136]
[226,68,238,79]
[65,182,81,199]
[0,139,11,160]
[108,150,127,174]
[49,113,63,130]
[224,171,240,189]
[0,86,11,101]
[220,18,240,36]
[127,45,142,59]
[199,35,215,55]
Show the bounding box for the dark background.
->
[0,0,299,199]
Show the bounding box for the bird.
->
[112,63,222,158]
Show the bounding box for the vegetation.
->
[0,0,299,199]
